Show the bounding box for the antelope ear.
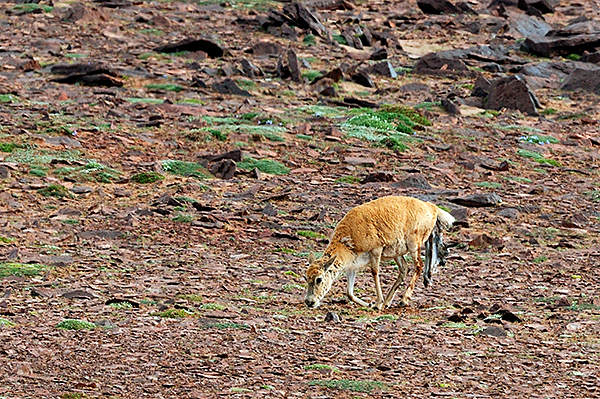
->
[308,252,316,264]
[323,255,337,272]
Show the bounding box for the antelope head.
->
[304,253,338,308]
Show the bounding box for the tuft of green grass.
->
[161,160,211,179]
[282,283,305,291]
[309,379,386,393]
[53,160,121,183]
[11,3,53,13]
[56,319,96,330]
[566,54,581,61]
[152,309,194,318]
[332,34,348,45]
[139,28,164,36]
[108,301,133,309]
[178,294,203,303]
[237,157,290,175]
[566,302,600,311]
[172,213,195,223]
[305,364,339,372]
[336,176,361,184]
[130,172,164,184]
[236,79,256,91]
[0,94,18,103]
[301,70,323,81]
[440,322,476,329]
[200,322,249,330]
[541,108,557,115]
[283,270,300,277]
[0,262,46,277]
[199,302,225,311]
[145,83,184,92]
[518,134,559,145]
[0,317,15,327]
[230,387,252,393]
[124,97,165,104]
[303,34,317,46]
[297,230,328,240]
[0,143,18,153]
[517,149,561,166]
[0,236,13,244]
[61,393,88,399]
[585,190,600,202]
[474,181,502,189]
[37,184,71,198]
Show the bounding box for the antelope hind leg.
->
[383,256,408,308]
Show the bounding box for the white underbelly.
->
[347,252,372,271]
[381,239,409,259]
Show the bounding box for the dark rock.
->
[78,230,124,239]
[413,52,473,77]
[394,174,431,189]
[449,193,502,207]
[250,41,283,56]
[209,159,236,180]
[370,48,388,61]
[450,207,469,227]
[0,165,10,179]
[70,186,93,194]
[61,290,97,299]
[351,70,376,88]
[40,136,82,148]
[580,51,600,64]
[52,73,123,87]
[324,311,340,322]
[478,75,540,116]
[212,79,252,97]
[365,61,397,78]
[479,325,507,337]
[560,66,600,95]
[468,233,505,250]
[361,172,395,183]
[220,63,241,77]
[518,0,554,14]
[203,148,243,163]
[480,160,509,171]
[416,0,459,14]
[154,38,225,58]
[343,97,378,108]
[344,156,376,166]
[105,298,140,308]
[94,319,116,328]
[503,9,552,39]
[524,21,600,58]
[497,207,519,219]
[556,296,571,307]
[287,49,301,83]
[441,97,460,116]
[262,202,278,216]
[240,58,264,78]
[263,2,329,38]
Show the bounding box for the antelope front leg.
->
[369,248,384,310]
[400,249,423,307]
[346,270,370,307]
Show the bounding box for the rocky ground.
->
[0,0,600,397]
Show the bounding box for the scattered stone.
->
[480,160,509,172]
[524,21,600,58]
[0,165,10,179]
[560,66,600,95]
[154,38,225,58]
[344,156,376,166]
[343,97,378,108]
[209,159,236,180]
[450,193,502,207]
[398,82,430,93]
[78,230,124,239]
[556,296,571,307]
[113,187,132,197]
[39,135,82,148]
[468,233,505,250]
[105,298,140,308]
[370,48,388,61]
[580,51,600,64]
[365,61,397,78]
[212,79,252,97]
[324,311,340,323]
[479,325,507,337]
[473,75,540,116]
[413,52,473,77]
[394,174,432,190]
[94,319,116,328]
[61,290,97,299]
[71,186,93,194]
[518,0,555,14]
[497,207,519,219]
[203,148,243,163]
[351,70,376,88]
[240,58,264,78]
[262,202,278,216]
[361,171,395,183]
[249,41,283,56]
[416,0,460,15]
[287,49,302,83]
[441,96,461,116]
[503,8,552,39]
[450,207,469,227]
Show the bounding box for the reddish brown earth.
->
[0,0,599,398]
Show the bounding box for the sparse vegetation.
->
[56,319,97,330]
[161,160,211,179]
[309,379,386,393]
[37,184,71,198]
[130,172,164,184]
[152,309,194,318]
[237,157,290,175]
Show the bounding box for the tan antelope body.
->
[304,196,455,309]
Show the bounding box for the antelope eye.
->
[315,277,323,285]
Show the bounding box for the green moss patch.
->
[145,83,184,92]
[152,309,194,318]
[309,379,386,393]
[56,319,97,330]
[0,317,15,327]
[0,262,47,277]
[130,172,164,184]
[161,160,212,179]
[517,149,561,166]
[237,157,290,175]
[37,184,72,198]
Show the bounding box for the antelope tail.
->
[424,209,454,288]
